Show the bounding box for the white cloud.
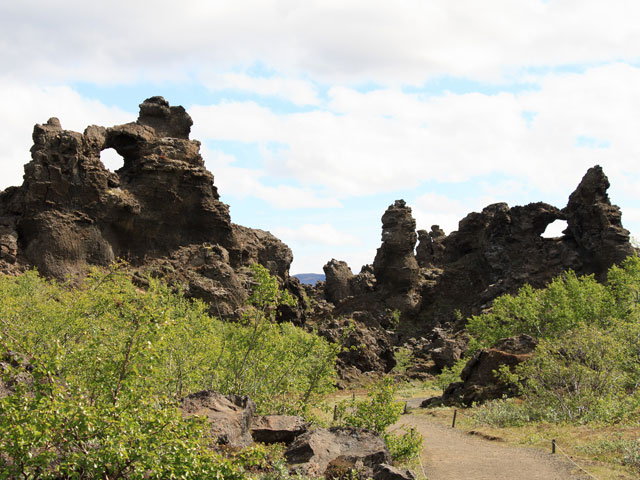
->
[191,63,640,208]
[412,193,473,234]
[273,223,361,247]
[3,1,640,86]
[201,73,320,106]
[201,147,341,209]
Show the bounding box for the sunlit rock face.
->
[0,97,295,318]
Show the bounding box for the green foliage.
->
[0,263,337,477]
[466,255,640,424]
[391,347,412,375]
[0,364,244,479]
[514,326,639,423]
[580,436,640,471]
[473,398,535,427]
[334,378,423,462]
[209,264,338,414]
[466,270,614,350]
[435,358,467,393]
[384,426,423,463]
[334,377,403,433]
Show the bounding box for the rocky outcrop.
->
[429,328,467,371]
[0,97,296,317]
[284,426,391,477]
[416,225,445,268]
[181,391,256,448]
[322,166,634,337]
[312,314,396,385]
[307,165,635,379]
[323,259,355,303]
[434,334,538,406]
[563,165,635,279]
[373,200,420,294]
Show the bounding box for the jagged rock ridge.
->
[0,97,297,318]
[319,165,635,361]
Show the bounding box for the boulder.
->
[285,426,391,477]
[251,415,309,444]
[180,391,256,448]
[373,463,416,480]
[440,334,538,406]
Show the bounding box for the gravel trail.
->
[395,413,592,480]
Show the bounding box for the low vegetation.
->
[0,264,337,479]
[333,377,423,463]
[437,255,640,425]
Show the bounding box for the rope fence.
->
[447,409,601,480]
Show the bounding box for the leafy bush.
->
[334,378,423,462]
[465,255,640,424]
[466,270,615,350]
[0,263,338,477]
[435,357,467,392]
[384,426,423,463]
[514,326,638,423]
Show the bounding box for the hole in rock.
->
[541,219,568,238]
[100,148,124,172]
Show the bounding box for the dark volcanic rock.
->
[285,426,391,477]
[430,328,468,370]
[373,200,419,293]
[0,97,297,317]
[323,259,354,303]
[313,165,635,360]
[416,225,445,268]
[373,463,416,480]
[563,165,635,279]
[251,415,309,445]
[181,391,256,448]
[439,334,538,406]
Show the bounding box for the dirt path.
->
[395,413,591,480]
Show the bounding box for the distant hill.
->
[294,273,325,285]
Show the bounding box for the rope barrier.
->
[552,441,600,480]
[448,408,601,480]
[416,451,428,480]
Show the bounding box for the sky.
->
[1,1,640,274]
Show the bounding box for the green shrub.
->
[463,255,640,424]
[466,270,615,350]
[0,263,338,477]
[334,378,423,462]
[435,357,467,392]
[514,326,636,423]
[385,426,423,463]
[391,347,413,375]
